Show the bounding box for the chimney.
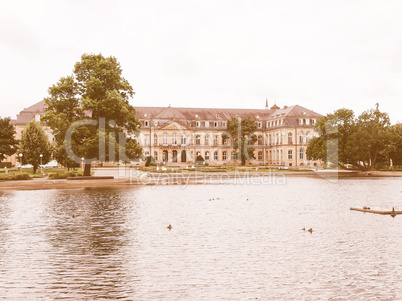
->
[265,99,268,110]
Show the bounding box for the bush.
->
[0,172,31,181]
[48,171,83,179]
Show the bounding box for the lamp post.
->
[81,157,84,171]
[40,154,43,175]
[19,153,23,173]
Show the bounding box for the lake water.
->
[0,177,401,300]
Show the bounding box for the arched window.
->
[300,148,304,160]
[205,134,210,145]
[196,135,201,145]
[181,134,186,145]
[299,132,304,144]
[172,133,177,145]
[213,134,219,146]
[205,151,210,161]
[288,132,293,144]
[306,132,311,144]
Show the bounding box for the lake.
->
[0,177,401,300]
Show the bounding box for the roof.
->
[13,100,324,127]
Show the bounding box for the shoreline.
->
[0,170,401,191]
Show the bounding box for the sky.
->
[1,0,401,123]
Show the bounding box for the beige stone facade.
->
[4,101,324,167]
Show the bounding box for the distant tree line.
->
[306,104,402,170]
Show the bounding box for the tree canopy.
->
[307,104,393,170]
[0,117,18,162]
[42,53,142,176]
[226,116,257,165]
[18,120,52,174]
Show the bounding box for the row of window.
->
[141,132,312,146]
[150,148,306,162]
[142,118,316,128]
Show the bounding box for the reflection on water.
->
[0,177,401,300]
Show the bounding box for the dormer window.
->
[222,121,227,128]
[205,121,209,128]
[257,122,262,128]
[196,121,200,127]
[214,121,219,128]
[144,120,149,127]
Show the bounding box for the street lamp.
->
[19,153,23,173]
[40,154,43,174]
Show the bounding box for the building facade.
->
[5,100,324,167]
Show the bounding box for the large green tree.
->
[388,123,402,167]
[307,104,392,170]
[307,108,356,168]
[0,117,18,161]
[18,120,53,174]
[226,116,257,165]
[42,54,142,176]
[349,104,391,169]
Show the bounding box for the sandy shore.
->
[0,170,400,191]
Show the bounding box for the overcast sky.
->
[1,0,401,123]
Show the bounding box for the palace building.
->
[6,100,324,167]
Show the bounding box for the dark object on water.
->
[302,227,305,231]
[167,224,172,230]
[350,207,401,216]
[308,228,313,233]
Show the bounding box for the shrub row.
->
[48,171,83,179]
[0,173,31,181]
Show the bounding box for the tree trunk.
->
[83,163,91,176]
[33,165,37,174]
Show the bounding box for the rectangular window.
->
[288,150,293,160]
[172,133,177,145]
[144,134,149,146]
[154,151,158,161]
[163,134,168,146]
[258,151,263,160]
[205,135,210,145]
[214,151,218,161]
[214,134,219,146]
[205,151,210,160]
[223,151,227,161]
